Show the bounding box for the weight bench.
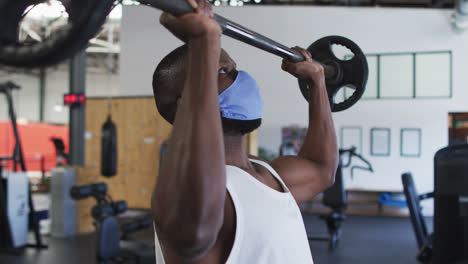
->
[97,216,141,264]
[401,172,434,263]
[308,147,373,250]
[96,208,154,264]
[308,160,346,250]
[71,183,154,264]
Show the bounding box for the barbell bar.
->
[138,0,367,112]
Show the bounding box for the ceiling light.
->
[54,104,63,113]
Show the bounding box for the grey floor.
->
[0,213,426,264]
[303,213,426,264]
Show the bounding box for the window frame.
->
[343,51,452,100]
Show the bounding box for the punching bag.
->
[101,115,117,177]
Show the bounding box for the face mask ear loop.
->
[220,71,243,98]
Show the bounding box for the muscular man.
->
[151,1,338,263]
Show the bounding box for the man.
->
[151,0,338,263]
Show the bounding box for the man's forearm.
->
[299,78,339,182]
[152,34,226,258]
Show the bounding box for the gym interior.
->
[1,0,468,263]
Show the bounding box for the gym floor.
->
[0,213,428,264]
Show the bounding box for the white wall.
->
[0,71,40,122]
[120,5,468,214]
[43,68,69,124]
[0,66,120,124]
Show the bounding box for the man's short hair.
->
[152,45,261,136]
[152,44,188,124]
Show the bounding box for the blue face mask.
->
[218,71,263,121]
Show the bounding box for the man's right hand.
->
[160,0,222,42]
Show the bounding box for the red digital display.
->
[64,93,85,106]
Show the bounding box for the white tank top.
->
[154,159,314,264]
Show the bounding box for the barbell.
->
[141,0,369,111]
[0,0,368,111]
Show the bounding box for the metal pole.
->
[39,68,46,122]
[3,86,26,172]
[69,50,86,166]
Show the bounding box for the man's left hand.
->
[281,47,325,86]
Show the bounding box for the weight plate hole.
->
[334,85,356,104]
[331,44,354,61]
[20,1,69,44]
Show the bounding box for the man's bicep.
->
[270,156,331,204]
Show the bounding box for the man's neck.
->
[224,134,254,171]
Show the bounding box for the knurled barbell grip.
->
[139,0,336,78]
[213,14,305,62]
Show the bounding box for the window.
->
[363,55,378,99]
[415,53,451,98]
[345,55,378,100]
[380,54,414,98]
[344,51,452,100]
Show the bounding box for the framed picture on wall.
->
[371,128,391,156]
[400,128,422,157]
[340,127,363,154]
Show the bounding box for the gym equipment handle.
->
[339,146,374,176]
[139,0,306,62]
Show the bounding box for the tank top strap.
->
[249,159,291,193]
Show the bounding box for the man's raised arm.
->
[271,48,339,204]
[151,4,225,260]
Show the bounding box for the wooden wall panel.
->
[75,166,100,234]
[247,130,258,156]
[84,97,172,207]
[77,97,171,233]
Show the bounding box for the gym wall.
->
[0,71,41,121]
[120,5,468,215]
[0,66,120,124]
[76,97,171,233]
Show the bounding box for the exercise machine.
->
[50,137,69,166]
[70,182,154,264]
[433,144,468,264]
[0,81,47,254]
[402,144,468,264]
[402,172,434,263]
[308,146,373,250]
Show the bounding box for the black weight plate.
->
[0,0,114,68]
[298,35,368,112]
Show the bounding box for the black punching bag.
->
[101,115,117,177]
